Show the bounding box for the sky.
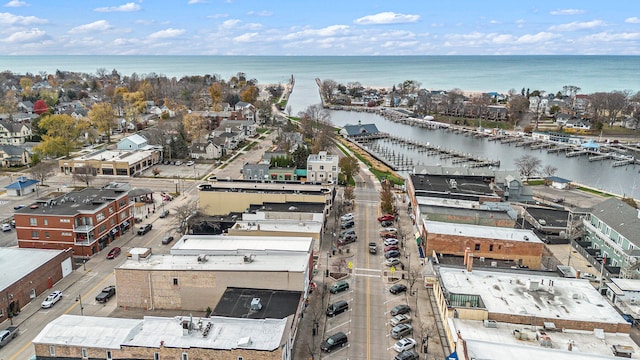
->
[0,0,639,55]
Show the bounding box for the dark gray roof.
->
[212,287,301,319]
[15,187,129,216]
[249,201,326,213]
[343,123,380,136]
[591,198,640,244]
[0,144,26,156]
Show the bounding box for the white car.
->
[384,238,399,246]
[385,258,401,267]
[186,160,195,166]
[393,337,417,352]
[41,291,62,308]
[1,223,11,232]
[340,213,354,222]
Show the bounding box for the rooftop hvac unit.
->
[491,261,498,267]
[197,254,207,263]
[250,298,262,311]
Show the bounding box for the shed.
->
[544,176,571,190]
[4,177,39,196]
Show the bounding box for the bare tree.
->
[407,267,423,294]
[542,165,558,178]
[514,155,541,180]
[174,203,199,234]
[29,161,55,185]
[507,95,530,128]
[73,165,97,187]
[320,79,338,103]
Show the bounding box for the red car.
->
[377,214,396,222]
[385,245,399,252]
[106,247,121,259]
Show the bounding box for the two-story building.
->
[0,120,32,145]
[577,198,640,279]
[306,151,339,184]
[15,184,133,261]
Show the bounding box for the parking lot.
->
[139,161,214,181]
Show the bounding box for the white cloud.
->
[68,20,112,34]
[188,0,207,3]
[3,27,44,42]
[221,19,241,28]
[4,0,28,7]
[283,25,350,40]
[585,31,640,42]
[148,28,186,39]
[489,20,500,24]
[550,9,585,15]
[354,12,420,25]
[515,32,558,44]
[549,19,604,31]
[247,10,272,17]
[207,13,229,19]
[625,17,640,24]
[234,32,258,42]
[94,2,141,13]
[0,12,46,25]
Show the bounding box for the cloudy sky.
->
[1,0,639,55]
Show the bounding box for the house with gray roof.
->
[340,122,380,138]
[0,144,31,166]
[579,198,640,279]
[0,120,32,145]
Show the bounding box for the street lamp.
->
[174,179,179,195]
[76,294,84,316]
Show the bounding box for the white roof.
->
[425,220,543,243]
[0,248,66,290]
[452,318,640,359]
[232,220,322,234]
[439,267,625,324]
[611,278,640,292]
[33,315,287,351]
[121,134,147,145]
[32,314,143,349]
[124,316,287,351]
[77,149,156,165]
[171,235,313,255]
[118,253,309,273]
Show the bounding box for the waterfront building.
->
[306,151,339,183]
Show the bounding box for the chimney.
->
[464,247,470,265]
[466,253,474,272]
[576,270,581,279]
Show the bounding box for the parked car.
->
[384,238,399,246]
[390,324,413,339]
[106,247,121,259]
[162,235,175,245]
[394,349,419,360]
[389,284,407,294]
[385,250,401,259]
[338,235,357,245]
[340,213,354,222]
[385,258,401,267]
[0,326,19,347]
[381,220,394,227]
[390,304,411,316]
[390,314,412,327]
[186,160,195,166]
[138,224,153,235]
[41,291,62,308]
[326,300,349,317]
[368,242,377,254]
[340,220,354,229]
[393,337,417,352]
[13,205,25,210]
[10,219,15,227]
[1,223,10,232]
[159,210,169,218]
[320,331,348,352]
[95,286,116,303]
[329,280,349,294]
[380,228,398,237]
[378,214,397,222]
[340,229,356,237]
[175,160,183,166]
[385,245,399,252]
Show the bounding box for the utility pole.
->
[76,294,84,316]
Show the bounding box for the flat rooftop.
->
[231,221,322,234]
[0,248,67,290]
[74,148,156,164]
[526,207,569,228]
[439,267,626,325]
[15,187,128,216]
[213,287,302,319]
[34,314,288,352]
[118,253,309,273]
[410,173,498,196]
[199,179,333,194]
[248,201,326,213]
[171,235,313,255]
[424,220,543,243]
[419,204,514,222]
[451,318,640,359]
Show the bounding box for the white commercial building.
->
[306,151,339,183]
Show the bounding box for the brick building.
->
[0,248,73,323]
[422,220,544,269]
[33,288,301,360]
[15,184,133,261]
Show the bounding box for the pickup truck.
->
[95,285,116,303]
[369,242,377,254]
[0,327,18,347]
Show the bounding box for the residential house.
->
[0,120,32,144]
[624,117,638,130]
[117,134,148,151]
[306,151,339,184]
[17,101,34,114]
[190,141,223,160]
[15,185,134,260]
[0,144,30,166]
[565,118,591,130]
[234,101,257,122]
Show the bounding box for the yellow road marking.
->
[365,204,371,360]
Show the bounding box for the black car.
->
[320,332,348,352]
[390,284,407,294]
[390,304,411,316]
[395,350,419,360]
[95,286,116,303]
[381,220,394,227]
[385,250,401,259]
[137,224,153,235]
[159,210,169,218]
